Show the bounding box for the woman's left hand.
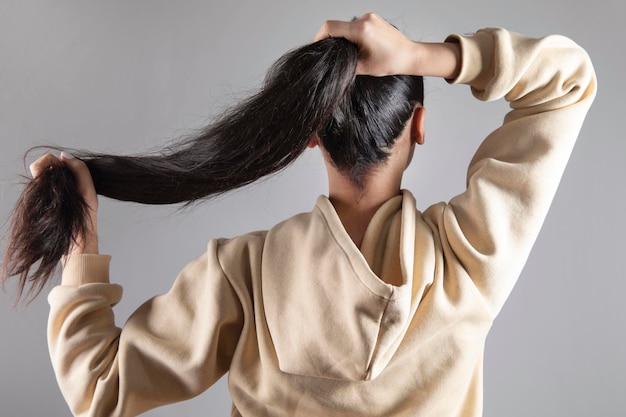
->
[30,152,99,255]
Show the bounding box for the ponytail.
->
[2,36,423,303]
[84,38,358,204]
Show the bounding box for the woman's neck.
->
[327,167,402,247]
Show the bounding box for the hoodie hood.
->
[261,190,434,381]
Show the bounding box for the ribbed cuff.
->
[445,29,495,91]
[61,254,112,286]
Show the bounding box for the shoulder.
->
[211,206,319,278]
[213,230,268,273]
[214,208,320,258]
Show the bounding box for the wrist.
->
[417,42,461,79]
[69,244,99,255]
[69,229,99,255]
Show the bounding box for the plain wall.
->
[1,1,624,416]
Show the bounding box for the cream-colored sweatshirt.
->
[48,28,596,417]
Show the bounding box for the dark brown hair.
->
[2,37,424,303]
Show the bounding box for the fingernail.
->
[60,151,74,160]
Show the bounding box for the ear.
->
[307,135,319,149]
[411,107,426,145]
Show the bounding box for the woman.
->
[3,13,595,417]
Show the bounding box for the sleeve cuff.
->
[61,254,112,286]
[445,30,495,92]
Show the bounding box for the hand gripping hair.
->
[2,37,423,303]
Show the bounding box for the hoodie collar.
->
[261,190,427,381]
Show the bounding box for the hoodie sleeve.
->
[423,29,596,316]
[47,240,244,417]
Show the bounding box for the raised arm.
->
[434,28,595,314]
[318,14,597,315]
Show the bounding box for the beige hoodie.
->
[48,28,596,417]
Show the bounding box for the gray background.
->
[0,0,623,416]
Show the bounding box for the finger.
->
[29,153,62,177]
[314,20,358,42]
[60,152,85,176]
[60,152,95,194]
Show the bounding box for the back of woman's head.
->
[2,36,423,303]
[238,37,423,189]
[321,73,423,185]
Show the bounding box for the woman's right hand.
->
[30,153,99,255]
[314,13,461,80]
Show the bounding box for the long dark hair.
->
[2,37,423,303]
